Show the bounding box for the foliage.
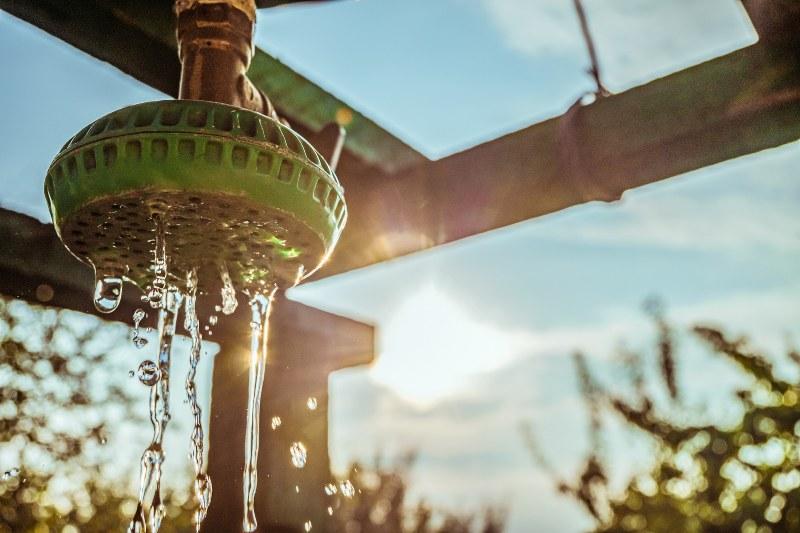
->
[0,297,194,532]
[526,302,800,532]
[332,454,506,533]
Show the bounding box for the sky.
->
[1,1,799,532]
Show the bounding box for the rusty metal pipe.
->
[175,0,276,116]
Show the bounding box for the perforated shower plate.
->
[44,100,347,291]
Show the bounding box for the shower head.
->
[44,99,347,293]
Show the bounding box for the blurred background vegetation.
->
[525,301,800,533]
[0,297,504,533]
[4,294,800,532]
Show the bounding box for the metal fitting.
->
[175,0,277,116]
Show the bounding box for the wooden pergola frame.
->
[0,0,797,530]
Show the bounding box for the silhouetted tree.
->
[525,302,800,532]
[333,454,506,533]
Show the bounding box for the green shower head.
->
[44,100,347,294]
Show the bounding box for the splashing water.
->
[242,289,277,532]
[183,269,213,531]
[290,442,307,469]
[137,360,161,387]
[132,308,149,349]
[219,263,238,315]
[93,275,123,313]
[324,483,337,496]
[146,217,168,309]
[304,520,313,531]
[340,480,355,498]
[1,468,20,481]
[128,290,182,533]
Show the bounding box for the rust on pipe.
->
[175,0,277,116]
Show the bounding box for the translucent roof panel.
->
[257,0,756,158]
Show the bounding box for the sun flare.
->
[369,284,536,407]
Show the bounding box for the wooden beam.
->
[0,0,424,171]
[2,1,798,278]
[319,41,800,277]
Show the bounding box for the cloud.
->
[480,0,756,90]
[329,283,800,532]
[538,142,800,253]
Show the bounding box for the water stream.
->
[128,290,182,533]
[242,289,277,532]
[99,211,301,531]
[184,269,212,531]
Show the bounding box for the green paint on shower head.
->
[44,100,347,291]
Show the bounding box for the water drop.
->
[220,263,238,315]
[94,276,123,313]
[1,468,20,481]
[304,520,312,532]
[324,483,337,495]
[132,309,149,348]
[290,442,307,468]
[327,506,334,516]
[271,416,282,430]
[128,370,135,378]
[137,360,161,386]
[306,397,318,410]
[209,315,218,326]
[340,480,355,498]
[295,485,300,493]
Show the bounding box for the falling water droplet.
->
[271,416,282,430]
[132,308,149,349]
[340,480,355,498]
[94,276,123,313]
[220,263,238,315]
[290,442,307,468]
[306,397,318,410]
[324,483,337,496]
[327,506,334,516]
[1,468,20,481]
[295,485,300,494]
[128,370,135,378]
[137,360,161,386]
[148,216,168,309]
[209,315,218,326]
[304,520,312,532]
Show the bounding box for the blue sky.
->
[1,1,799,531]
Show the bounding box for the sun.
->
[369,283,536,407]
